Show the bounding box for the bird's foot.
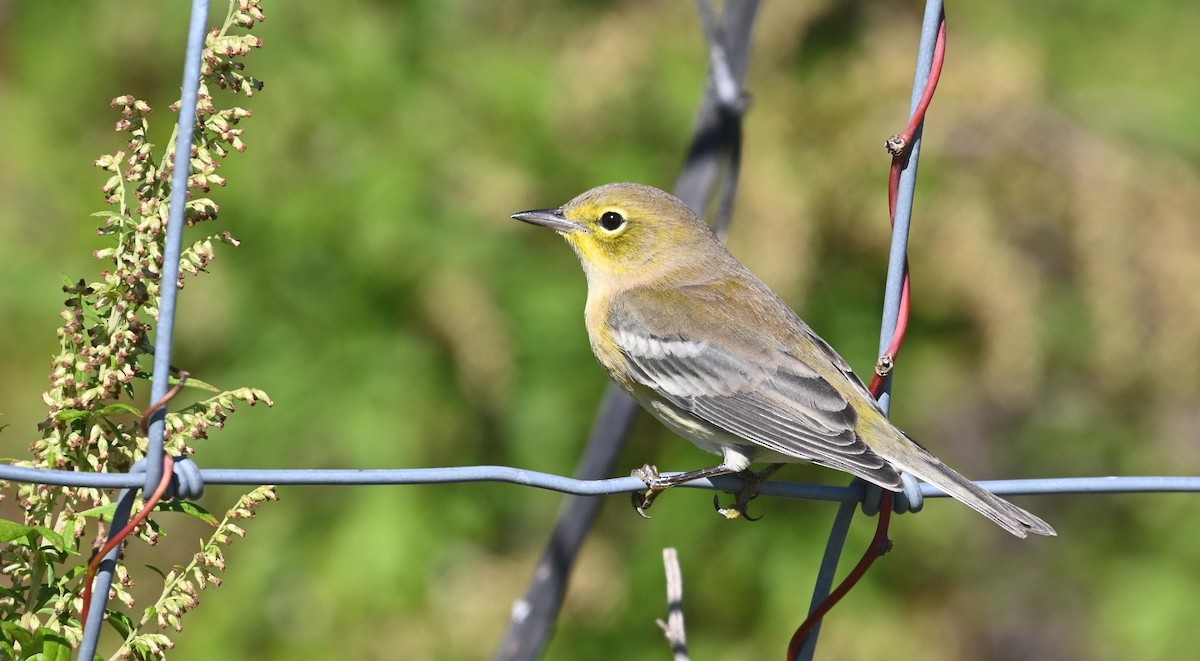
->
[713,491,759,521]
[712,464,783,521]
[631,464,670,518]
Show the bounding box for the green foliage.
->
[0,2,275,659]
[1,1,1199,660]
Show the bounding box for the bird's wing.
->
[609,288,902,487]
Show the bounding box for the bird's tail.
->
[884,438,1056,538]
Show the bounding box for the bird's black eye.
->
[599,211,626,232]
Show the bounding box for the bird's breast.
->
[584,288,635,389]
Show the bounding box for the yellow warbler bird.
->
[513,183,1054,538]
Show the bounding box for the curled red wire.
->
[871,13,946,398]
[789,10,946,658]
[80,373,189,625]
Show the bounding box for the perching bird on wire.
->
[513,183,1055,538]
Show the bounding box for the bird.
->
[512,182,1054,538]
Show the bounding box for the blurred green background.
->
[3,1,1200,659]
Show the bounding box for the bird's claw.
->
[713,491,762,521]
[631,464,667,518]
[713,465,780,521]
[633,493,655,519]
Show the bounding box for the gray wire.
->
[76,2,210,659]
[1,461,1195,499]
[799,2,944,658]
[144,0,209,495]
[4,0,1186,658]
[876,0,943,415]
[797,493,858,660]
[76,488,137,661]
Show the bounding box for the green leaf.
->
[76,502,118,522]
[157,500,219,525]
[96,402,141,418]
[145,564,168,581]
[0,519,68,552]
[174,374,220,393]
[78,302,105,327]
[105,609,137,638]
[38,528,68,553]
[58,565,88,583]
[89,210,133,226]
[26,629,71,661]
[1,620,34,650]
[78,498,207,526]
[60,518,76,549]
[97,415,126,442]
[52,409,90,423]
[0,519,35,542]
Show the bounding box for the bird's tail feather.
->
[885,442,1056,538]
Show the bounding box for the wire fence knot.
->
[129,456,206,500]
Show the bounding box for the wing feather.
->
[609,293,900,487]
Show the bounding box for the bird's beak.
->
[511,208,584,234]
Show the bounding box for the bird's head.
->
[512,182,717,284]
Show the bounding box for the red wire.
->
[868,273,912,397]
[872,12,944,398]
[899,17,947,149]
[786,492,893,660]
[80,455,175,624]
[789,10,946,658]
[80,372,189,625]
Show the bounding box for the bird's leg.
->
[713,463,785,521]
[631,463,736,518]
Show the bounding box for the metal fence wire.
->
[2,1,1199,660]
